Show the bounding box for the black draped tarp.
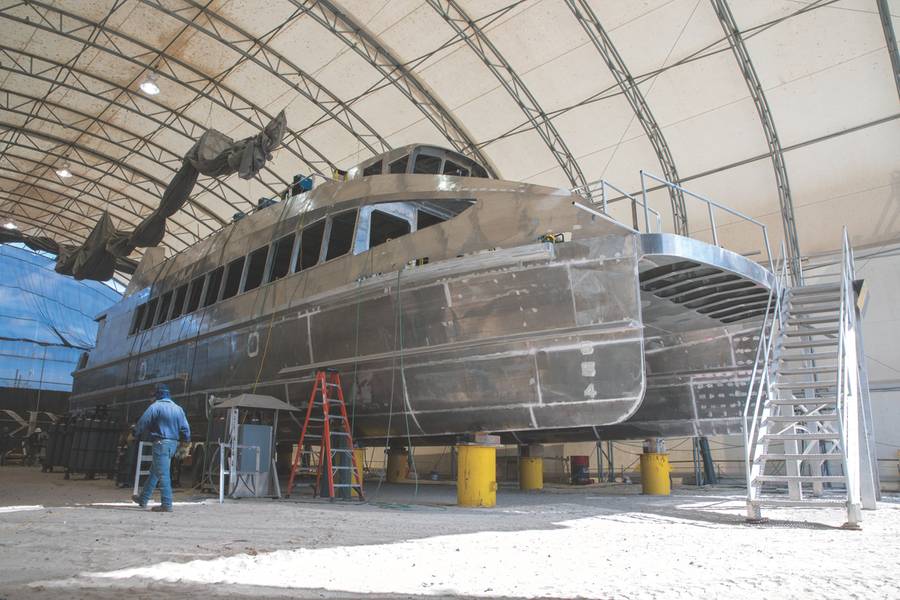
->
[1,111,286,281]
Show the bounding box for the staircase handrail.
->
[836,226,861,506]
[639,171,774,274]
[742,243,788,492]
[571,178,663,232]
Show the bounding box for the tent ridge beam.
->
[564,0,688,235]
[712,0,801,282]
[425,0,588,191]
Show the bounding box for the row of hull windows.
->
[361,151,488,179]
[128,202,466,336]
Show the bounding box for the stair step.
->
[789,305,840,316]
[784,328,839,337]
[754,475,846,484]
[757,454,843,461]
[788,316,839,326]
[774,381,836,390]
[763,433,841,441]
[782,339,838,349]
[789,294,840,306]
[779,351,839,361]
[766,397,837,406]
[791,283,841,295]
[748,499,848,508]
[765,414,839,422]
[778,366,837,376]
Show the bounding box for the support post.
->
[386,446,408,483]
[518,445,543,491]
[457,435,499,507]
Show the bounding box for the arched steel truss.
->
[711,0,802,283]
[425,0,589,192]
[140,0,390,157]
[1,91,248,224]
[293,0,499,178]
[0,123,225,235]
[0,1,326,183]
[877,0,900,102]
[0,127,213,241]
[565,0,689,235]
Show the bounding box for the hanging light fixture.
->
[140,72,160,95]
[56,163,73,179]
[2,221,17,230]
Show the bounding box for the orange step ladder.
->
[286,368,364,500]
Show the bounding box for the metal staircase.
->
[743,230,878,527]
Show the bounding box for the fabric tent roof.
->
[0,0,897,272]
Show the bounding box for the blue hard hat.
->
[155,384,171,399]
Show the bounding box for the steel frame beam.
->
[0,135,207,244]
[425,0,588,191]
[0,171,189,253]
[0,123,226,234]
[0,90,244,222]
[877,0,900,102]
[294,0,499,177]
[712,0,802,282]
[144,0,389,158]
[0,1,326,184]
[0,45,285,197]
[565,0,688,235]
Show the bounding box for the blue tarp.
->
[0,244,121,391]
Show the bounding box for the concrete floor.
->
[1,465,899,599]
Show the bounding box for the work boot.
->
[132,494,146,508]
[151,505,173,513]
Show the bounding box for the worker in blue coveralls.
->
[132,384,191,512]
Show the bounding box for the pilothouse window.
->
[417,210,446,230]
[370,210,411,249]
[362,161,382,176]
[325,209,358,261]
[413,153,441,174]
[442,160,469,177]
[389,155,409,174]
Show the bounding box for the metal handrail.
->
[742,243,788,495]
[639,171,774,274]
[835,226,860,503]
[571,178,662,232]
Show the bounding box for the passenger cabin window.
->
[185,275,204,314]
[297,220,325,271]
[269,234,295,282]
[171,284,187,319]
[243,246,269,292]
[417,210,446,230]
[370,210,411,249]
[130,304,146,335]
[470,163,488,178]
[389,155,409,174]
[442,160,469,177]
[325,209,358,261]
[413,153,441,174]
[155,291,172,326]
[222,256,244,300]
[203,266,224,307]
[362,161,382,176]
[141,297,158,331]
